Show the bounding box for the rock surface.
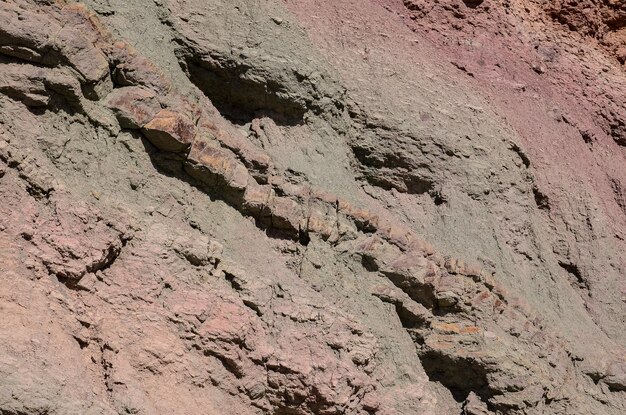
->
[0,0,625,414]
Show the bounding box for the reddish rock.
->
[54,25,111,97]
[242,182,273,217]
[306,206,336,239]
[106,41,171,94]
[141,109,196,152]
[0,3,56,63]
[104,86,161,129]
[198,114,272,173]
[268,196,305,233]
[2,1,626,414]
[185,139,250,191]
[0,1,111,98]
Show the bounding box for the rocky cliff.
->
[0,0,625,414]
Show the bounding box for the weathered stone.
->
[242,183,273,216]
[199,115,272,173]
[463,392,490,415]
[142,109,196,152]
[0,62,83,108]
[0,3,60,63]
[0,63,49,106]
[104,86,161,129]
[2,1,626,414]
[106,41,171,94]
[268,196,304,233]
[306,206,336,239]
[603,361,626,391]
[54,25,112,98]
[0,1,112,99]
[185,139,250,191]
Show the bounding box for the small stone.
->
[532,63,545,74]
[244,380,266,399]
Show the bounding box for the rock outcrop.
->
[1,0,625,414]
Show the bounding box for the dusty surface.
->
[0,0,625,414]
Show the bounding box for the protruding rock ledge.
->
[141,109,196,153]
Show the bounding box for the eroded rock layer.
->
[0,0,625,414]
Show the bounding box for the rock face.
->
[0,0,625,414]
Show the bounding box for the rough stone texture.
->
[1,0,626,414]
[103,86,161,129]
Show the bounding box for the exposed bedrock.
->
[0,0,625,414]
